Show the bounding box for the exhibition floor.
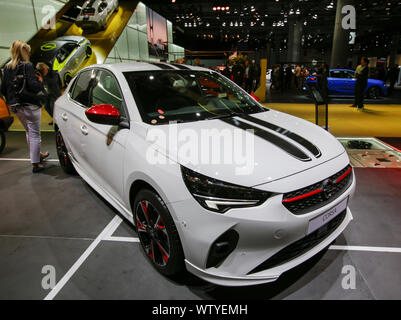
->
[265,103,401,137]
[0,132,401,300]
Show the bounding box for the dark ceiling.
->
[143,0,401,56]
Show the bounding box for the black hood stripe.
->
[148,62,175,70]
[239,114,321,158]
[221,118,312,162]
[170,63,190,70]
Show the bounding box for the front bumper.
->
[167,162,356,286]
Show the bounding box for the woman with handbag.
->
[0,40,49,173]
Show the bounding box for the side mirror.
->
[85,104,120,125]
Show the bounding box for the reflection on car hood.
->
[146,109,346,187]
[368,78,385,86]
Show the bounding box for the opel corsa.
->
[54,62,355,286]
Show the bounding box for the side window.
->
[330,70,345,78]
[71,69,97,107]
[98,2,107,12]
[91,70,126,118]
[346,71,355,79]
[56,43,77,63]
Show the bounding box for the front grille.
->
[282,165,353,215]
[248,209,346,274]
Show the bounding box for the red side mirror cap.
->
[85,104,120,126]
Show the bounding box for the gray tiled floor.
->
[0,131,400,300]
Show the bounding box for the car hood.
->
[146,109,346,187]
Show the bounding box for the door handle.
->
[61,113,68,121]
[80,124,88,135]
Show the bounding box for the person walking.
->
[350,57,369,110]
[36,62,61,125]
[0,40,49,173]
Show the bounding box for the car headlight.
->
[181,166,271,213]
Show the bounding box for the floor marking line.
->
[0,158,59,162]
[0,234,95,241]
[103,236,140,243]
[329,245,401,253]
[44,216,122,300]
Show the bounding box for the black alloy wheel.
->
[134,189,184,276]
[64,73,72,86]
[86,46,92,58]
[0,129,5,154]
[56,130,75,174]
[367,86,380,99]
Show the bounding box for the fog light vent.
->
[206,229,239,268]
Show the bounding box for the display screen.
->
[146,7,168,59]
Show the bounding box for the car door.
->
[79,69,129,203]
[64,69,98,167]
[328,70,347,95]
[58,43,79,75]
[343,70,357,95]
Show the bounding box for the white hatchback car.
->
[54,62,355,286]
[76,0,119,32]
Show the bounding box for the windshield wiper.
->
[207,111,246,120]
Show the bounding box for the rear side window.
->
[71,69,97,107]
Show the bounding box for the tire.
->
[133,189,185,276]
[55,129,76,174]
[0,129,5,154]
[367,86,381,99]
[64,73,72,86]
[86,46,92,58]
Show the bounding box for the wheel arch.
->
[129,179,159,212]
[366,84,382,97]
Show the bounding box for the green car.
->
[31,36,92,87]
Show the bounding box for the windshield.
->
[123,70,266,125]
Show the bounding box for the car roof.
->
[85,62,211,73]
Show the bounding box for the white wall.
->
[0,0,66,65]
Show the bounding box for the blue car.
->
[305,69,388,99]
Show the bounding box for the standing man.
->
[350,57,369,110]
[245,60,257,93]
[317,63,329,103]
[232,62,245,88]
[285,64,292,90]
[294,64,302,91]
[36,62,61,124]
